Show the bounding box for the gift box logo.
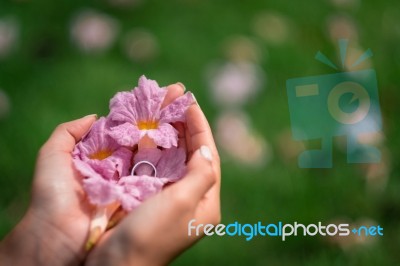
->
[286,40,382,168]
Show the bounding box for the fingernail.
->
[84,114,97,119]
[191,92,199,106]
[176,82,186,91]
[200,145,212,161]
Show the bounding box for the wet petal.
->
[74,158,102,179]
[109,122,140,147]
[83,175,122,206]
[118,175,164,211]
[132,148,162,176]
[159,92,194,123]
[119,193,141,211]
[133,75,167,121]
[156,147,186,182]
[86,147,133,180]
[74,117,120,157]
[109,91,139,123]
[147,123,178,148]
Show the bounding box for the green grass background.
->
[1,0,400,265]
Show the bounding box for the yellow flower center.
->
[137,120,158,130]
[89,149,113,160]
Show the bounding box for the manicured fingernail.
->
[176,82,186,91]
[191,92,199,106]
[200,145,212,161]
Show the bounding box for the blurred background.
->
[1,0,400,265]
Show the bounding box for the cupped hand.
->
[85,86,221,266]
[0,83,220,266]
[0,114,97,266]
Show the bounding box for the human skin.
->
[0,83,221,266]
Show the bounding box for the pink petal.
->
[157,147,187,182]
[108,76,167,127]
[109,91,139,123]
[83,175,122,206]
[118,175,164,211]
[109,122,141,147]
[119,175,164,200]
[146,123,178,148]
[87,158,120,181]
[112,147,134,176]
[159,92,194,123]
[133,76,167,121]
[73,158,101,179]
[132,148,162,176]
[73,117,120,159]
[86,147,133,180]
[119,193,141,211]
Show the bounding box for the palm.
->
[86,103,221,265]
[28,117,97,263]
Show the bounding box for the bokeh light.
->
[215,111,272,167]
[70,10,119,53]
[251,11,292,45]
[206,62,265,106]
[122,29,159,63]
[0,17,18,58]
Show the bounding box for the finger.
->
[161,83,185,109]
[167,146,216,204]
[185,124,192,159]
[41,114,97,154]
[185,105,218,162]
[173,122,187,154]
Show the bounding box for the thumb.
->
[167,146,216,204]
[40,114,97,155]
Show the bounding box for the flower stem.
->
[85,202,120,251]
[106,207,127,230]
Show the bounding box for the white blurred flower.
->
[0,89,11,119]
[70,10,119,53]
[206,61,265,106]
[223,35,264,63]
[251,11,291,45]
[361,147,391,194]
[0,17,18,58]
[327,15,358,44]
[215,111,272,167]
[122,29,159,63]
[327,218,380,250]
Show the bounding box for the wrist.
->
[0,209,83,266]
[86,231,166,266]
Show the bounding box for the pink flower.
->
[108,75,194,148]
[73,117,133,206]
[118,147,187,211]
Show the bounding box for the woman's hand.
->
[85,88,221,266]
[0,83,221,266]
[0,114,97,266]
